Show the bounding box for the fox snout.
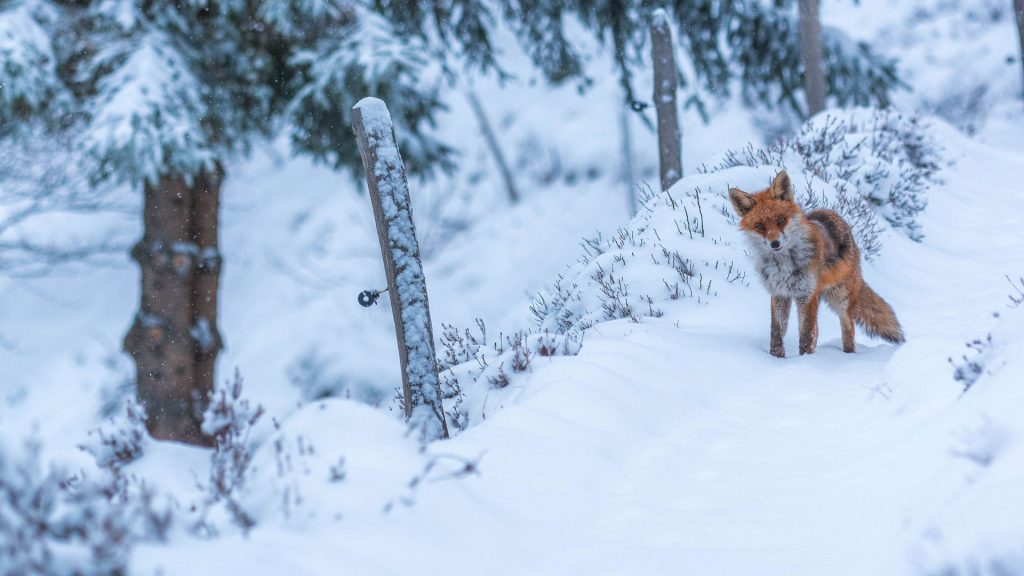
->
[763,230,785,251]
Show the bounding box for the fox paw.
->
[799,339,816,355]
[770,346,786,358]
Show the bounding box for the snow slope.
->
[3,0,1024,572]
[124,112,1024,576]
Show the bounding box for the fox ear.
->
[729,188,755,216]
[770,171,794,202]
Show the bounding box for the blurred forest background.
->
[1,0,1023,572]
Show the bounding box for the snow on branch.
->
[286,5,451,177]
[82,31,216,186]
[0,125,129,277]
[0,1,66,122]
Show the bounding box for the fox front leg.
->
[770,296,792,358]
[797,295,820,355]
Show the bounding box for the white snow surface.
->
[2,0,1024,573]
[121,116,1024,576]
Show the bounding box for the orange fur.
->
[729,171,905,356]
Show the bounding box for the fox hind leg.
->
[825,287,856,353]
[840,308,856,353]
[770,296,791,358]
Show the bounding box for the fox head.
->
[729,171,802,253]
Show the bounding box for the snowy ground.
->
[116,109,1023,575]
[3,0,1024,574]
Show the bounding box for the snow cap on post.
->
[351,97,449,441]
[650,7,669,27]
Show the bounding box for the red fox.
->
[728,171,905,357]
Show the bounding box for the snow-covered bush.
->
[196,370,265,533]
[0,1,65,124]
[437,318,583,431]
[80,399,148,471]
[530,182,750,336]
[261,432,318,521]
[712,108,943,252]
[0,439,174,575]
[438,320,488,371]
[436,112,942,432]
[438,171,764,429]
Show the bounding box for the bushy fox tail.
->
[854,284,905,344]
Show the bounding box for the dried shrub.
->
[711,108,943,256]
[80,399,147,472]
[196,369,265,533]
[0,439,174,575]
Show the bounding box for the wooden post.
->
[352,97,449,441]
[466,89,520,204]
[798,0,827,116]
[620,97,637,215]
[650,9,683,192]
[1016,0,1024,99]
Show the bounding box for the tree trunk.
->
[798,0,827,116]
[190,166,224,429]
[125,170,223,446]
[1016,0,1024,98]
[466,89,520,204]
[650,9,683,192]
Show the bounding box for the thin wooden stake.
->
[352,97,449,440]
[650,9,683,191]
[466,89,520,204]
[1016,0,1024,99]
[798,0,827,116]
[620,94,638,215]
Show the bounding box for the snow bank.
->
[439,108,949,431]
[912,292,1024,574]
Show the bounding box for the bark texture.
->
[125,169,223,446]
[798,0,827,116]
[650,10,683,192]
[352,98,449,441]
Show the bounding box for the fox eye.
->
[776,216,786,227]
[754,223,766,233]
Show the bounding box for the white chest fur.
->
[755,248,815,297]
[746,222,816,298]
